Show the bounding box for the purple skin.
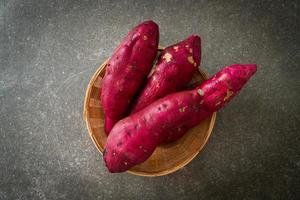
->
[130,35,201,114]
[104,64,257,173]
[101,20,159,135]
[164,64,257,143]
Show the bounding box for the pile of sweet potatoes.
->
[99,20,257,173]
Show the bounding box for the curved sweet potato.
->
[101,21,159,134]
[104,64,257,172]
[130,35,201,113]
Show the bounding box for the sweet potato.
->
[104,64,257,172]
[101,20,159,134]
[130,35,201,113]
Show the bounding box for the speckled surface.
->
[1,0,299,199]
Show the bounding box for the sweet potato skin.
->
[101,21,159,134]
[164,64,257,143]
[130,35,201,113]
[104,64,257,172]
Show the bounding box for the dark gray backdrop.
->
[1,0,299,199]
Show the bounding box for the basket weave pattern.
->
[83,51,216,176]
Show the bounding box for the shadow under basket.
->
[83,47,216,177]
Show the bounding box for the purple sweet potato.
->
[101,21,159,134]
[130,35,201,113]
[104,64,257,172]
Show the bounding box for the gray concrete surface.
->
[1,0,299,199]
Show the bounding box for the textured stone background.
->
[1,0,299,199]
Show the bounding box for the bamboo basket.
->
[83,47,216,177]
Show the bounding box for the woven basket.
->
[83,47,216,176]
